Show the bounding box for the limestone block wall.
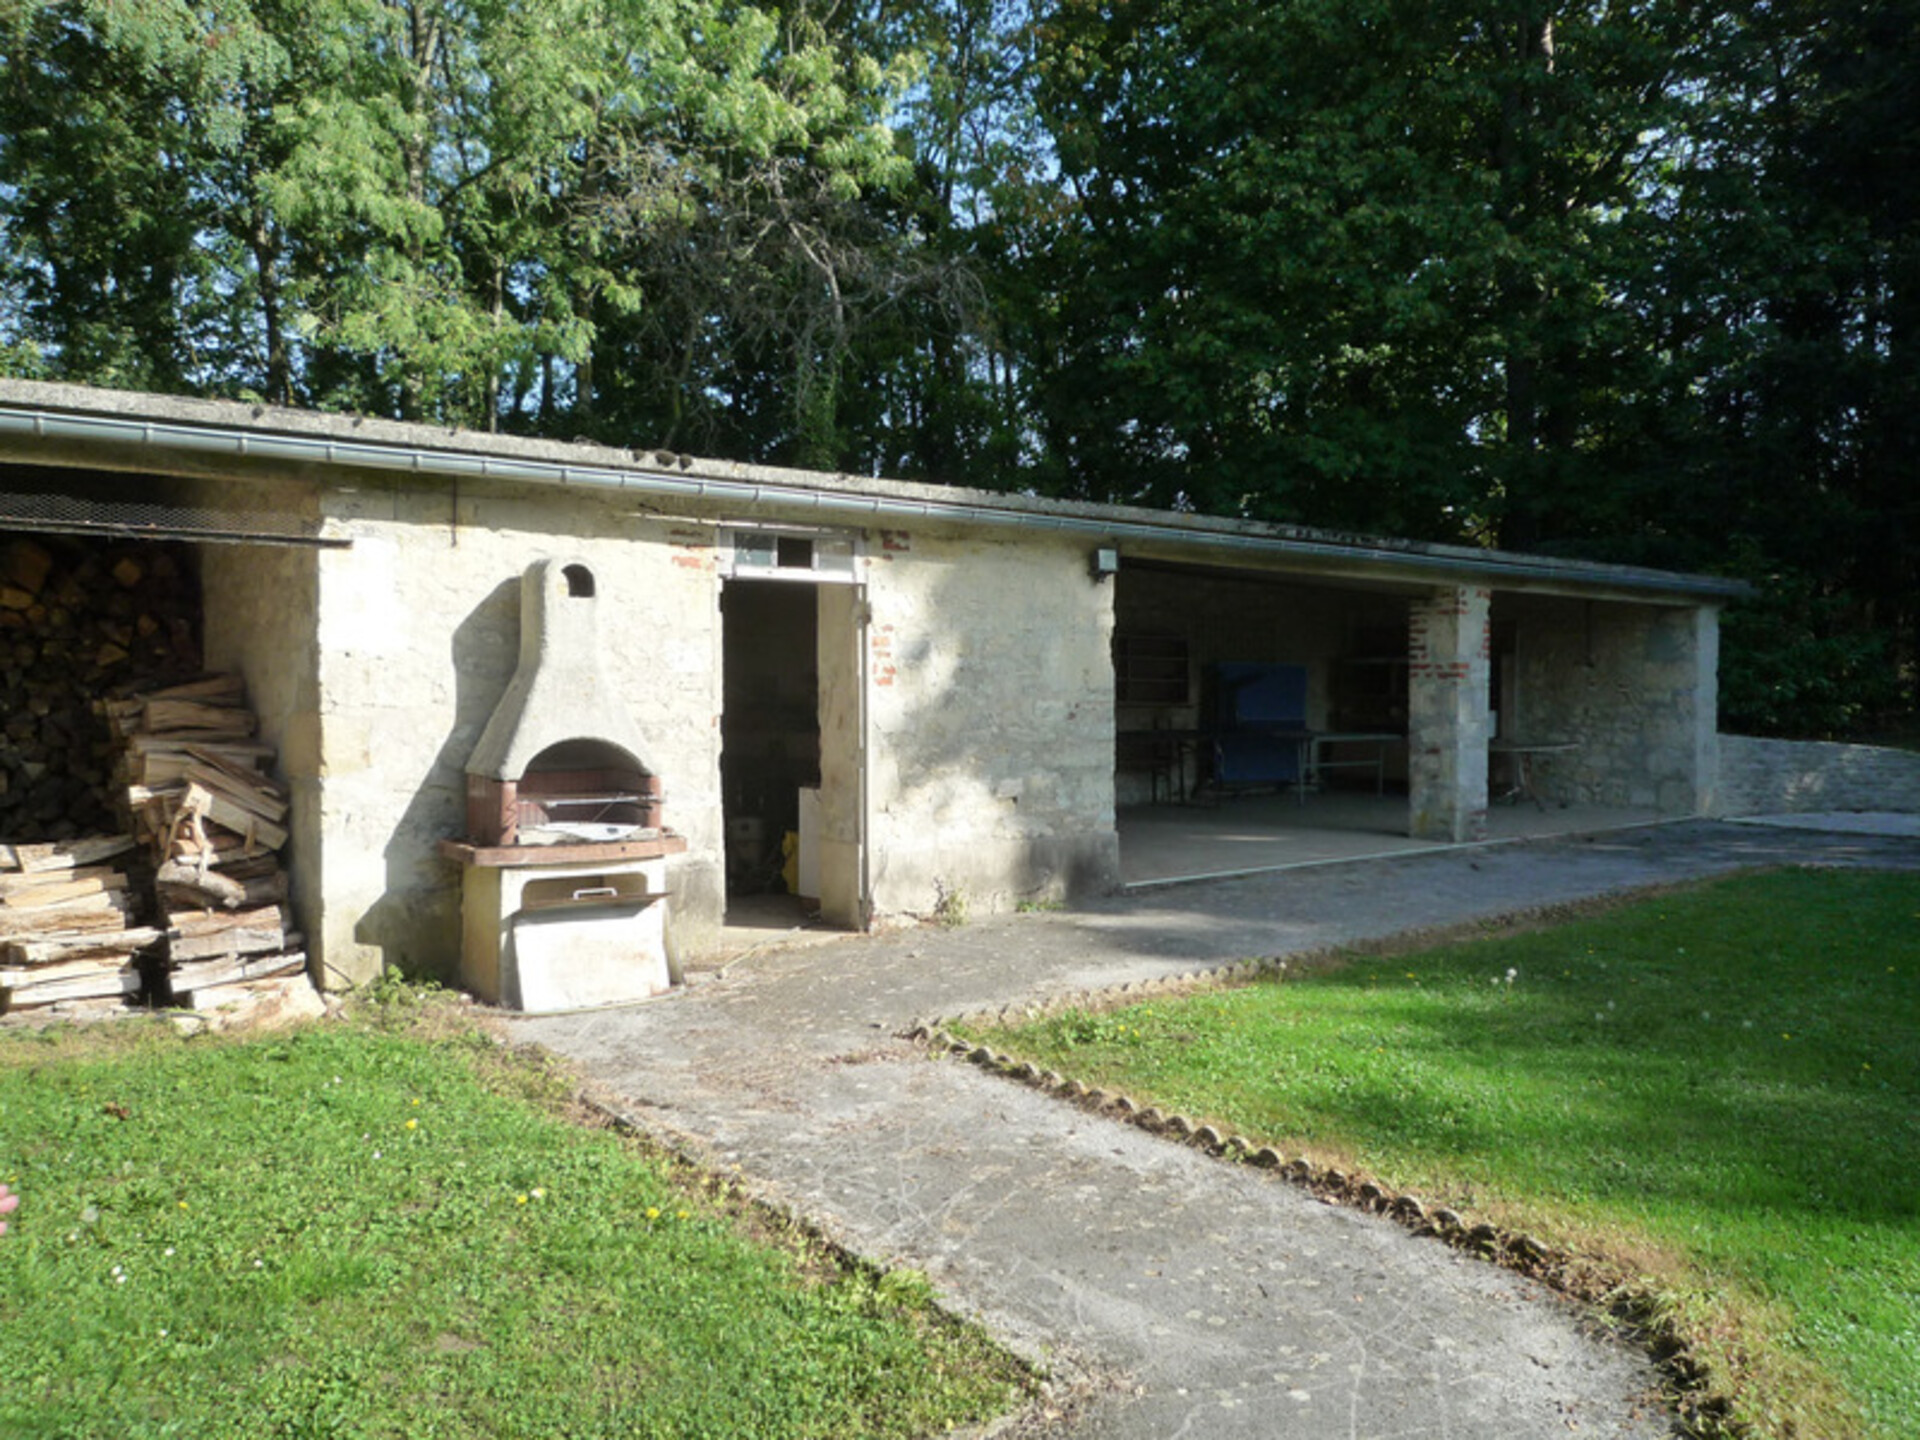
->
[1506,596,1718,814]
[1717,735,1920,816]
[865,528,1120,916]
[307,473,725,988]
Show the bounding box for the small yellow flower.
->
[411,1098,421,1106]
[516,1193,529,1205]
[405,1119,418,1130]
[645,1207,661,1220]
[676,1210,690,1221]
[177,1201,188,1211]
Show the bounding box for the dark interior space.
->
[720,579,819,899]
[1,531,203,840]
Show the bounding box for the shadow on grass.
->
[992,868,1920,1438]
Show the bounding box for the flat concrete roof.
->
[0,379,1749,603]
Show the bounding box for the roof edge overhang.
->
[0,380,1752,604]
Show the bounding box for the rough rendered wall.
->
[1509,598,1718,814]
[198,540,325,977]
[866,529,1119,917]
[1718,735,1920,816]
[310,477,724,988]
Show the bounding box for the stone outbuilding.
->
[1,380,1745,992]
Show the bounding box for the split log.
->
[141,699,256,737]
[1,964,141,1009]
[156,860,286,912]
[0,944,156,987]
[181,763,288,823]
[0,893,136,938]
[154,860,248,909]
[138,674,247,707]
[2,835,137,873]
[176,782,288,852]
[180,973,325,1029]
[169,950,305,995]
[2,927,163,968]
[167,904,288,961]
[0,867,131,907]
[166,826,275,867]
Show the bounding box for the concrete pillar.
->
[1408,586,1492,842]
[1683,605,1721,816]
[815,583,867,929]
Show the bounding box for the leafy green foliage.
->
[0,0,927,443]
[0,1015,1029,1438]
[3,0,1916,733]
[977,871,1920,1439]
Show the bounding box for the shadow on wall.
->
[867,546,1121,917]
[353,576,520,983]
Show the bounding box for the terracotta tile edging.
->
[905,956,1741,1440]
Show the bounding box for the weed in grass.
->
[976,870,1920,1440]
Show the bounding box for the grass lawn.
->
[0,989,1032,1439]
[971,868,1919,1440]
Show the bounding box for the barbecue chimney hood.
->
[461,558,668,848]
[444,557,684,1011]
[467,558,649,783]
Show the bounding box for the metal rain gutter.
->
[0,403,1750,600]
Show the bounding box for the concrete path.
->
[512,820,1920,1439]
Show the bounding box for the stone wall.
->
[1717,735,1920,816]
[182,469,1128,988]
[301,473,726,988]
[865,528,1120,916]
[1505,596,1718,815]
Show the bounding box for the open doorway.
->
[721,580,818,912]
[720,575,867,932]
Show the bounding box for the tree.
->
[1,0,927,453]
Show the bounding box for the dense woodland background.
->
[2,1,1914,738]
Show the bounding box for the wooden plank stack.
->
[106,675,311,1011]
[0,835,160,1014]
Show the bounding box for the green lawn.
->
[973,869,1920,1440]
[0,993,1030,1439]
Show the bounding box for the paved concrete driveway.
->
[512,820,1920,1438]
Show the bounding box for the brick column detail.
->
[1407,586,1492,842]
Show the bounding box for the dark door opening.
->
[720,580,820,910]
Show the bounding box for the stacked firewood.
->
[1,536,200,840]
[107,675,309,1011]
[0,835,160,1014]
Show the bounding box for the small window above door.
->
[721,527,860,582]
